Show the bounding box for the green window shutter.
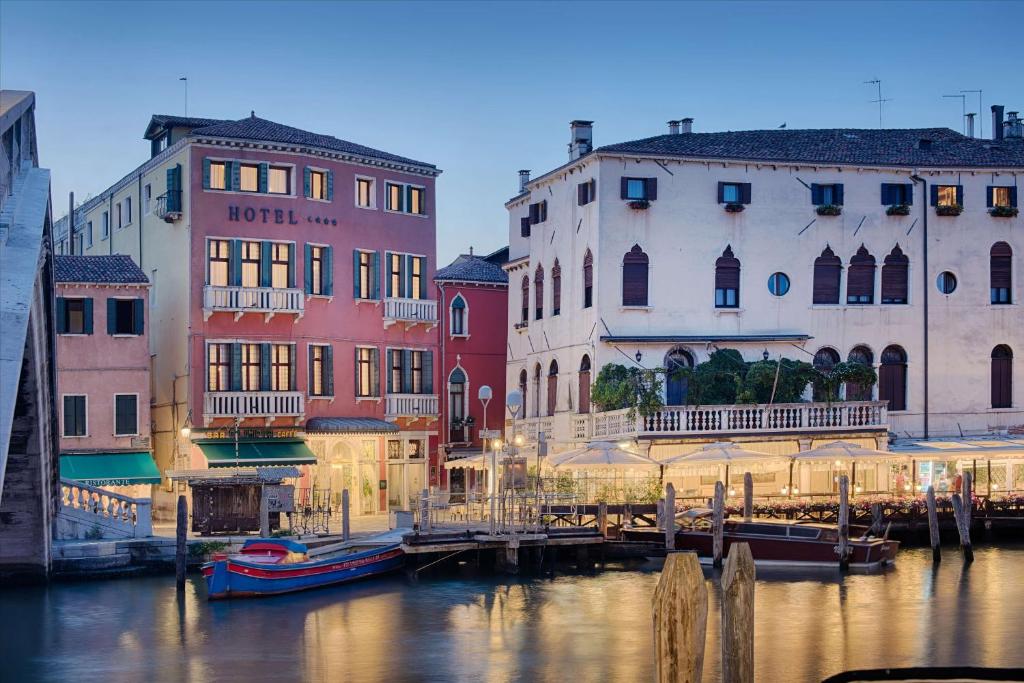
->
[107,298,117,335]
[260,240,272,287]
[56,298,67,334]
[385,252,393,297]
[83,298,93,334]
[404,255,414,299]
[352,250,362,298]
[303,168,312,198]
[325,345,334,396]
[230,239,242,286]
[202,159,211,190]
[308,345,316,395]
[406,186,414,214]
[353,348,359,398]
[260,343,271,391]
[386,350,394,394]
[326,170,334,201]
[304,244,313,294]
[323,246,333,296]
[132,298,144,335]
[289,345,296,391]
[287,243,296,288]
[258,163,268,193]
[370,348,380,397]
[372,251,381,299]
[401,349,413,393]
[423,351,433,393]
[230,162,240,192]
[419,257,427,299]
[230,343,242,391]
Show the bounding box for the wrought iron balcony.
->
[382,297,438,329]
[154,191,182,223]
[385,393,439,419]
[203,390,305,422]
[203,285,304,322]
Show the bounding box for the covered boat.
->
[202,538,404,599]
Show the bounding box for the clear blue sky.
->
[3,0,1021,264]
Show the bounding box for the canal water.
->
[3,544,1023,682]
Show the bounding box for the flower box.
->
[724,202,745,213]
[990,205,1019,218]
[627,199,650,210]
[886,204,911,216]
[935,204,963,216]
[816,204,842,216]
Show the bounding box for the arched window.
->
[578,355,592,414]
[583,249,594,309]
[518,369,528,419]
[551,259,562,316]
[992,345,1013,409]
[715,246,740,308]
[534,264,544,320]
[812,347,841,401]
[813,245,842,304]
[847,245,876,304]
[846,345,874,401]
[881,244,909,304]
[450,294,467,335]
[533,363,542,417]
[991,242,1013,304]
[665,348,694,405]
[546,359,559,417]
[449,368,467,441]
[879,345,908,411]
[520,275,529,324]
[622,244,649,306]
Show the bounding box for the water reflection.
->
[2,545,1023,682]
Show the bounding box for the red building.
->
[434,247,509,496]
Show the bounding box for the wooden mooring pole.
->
[664,483,676,550]
[926,485,941,563]
[721,542,755,683]
[653,552,708,683]
[838,475,850,571]
[175,494,187,594]
[951,492,974,563]
[342,489,351,542]
[870,503,883,536]
[420,488,431,533]
[597,501,608,539]
[962,470,973,529]
[712,480,725,569]
[742,472,753,522]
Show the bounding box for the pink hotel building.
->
[55,113,442,517]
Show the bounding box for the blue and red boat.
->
[201,539,405,599]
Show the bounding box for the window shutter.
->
[987,186,994,208]
[930,185,939,206]
[834,184,844,205]
[521,216,531,238]
[402,349,413,393]
[304,244,313,294]
[740,183,752,204]
[325,345,334,396]
[645,177,657,200]
[622,247,649,306]
[717,182,726,203]
[405,255,414,299]
[991,242,1012,291]
[289,345,296,391]
[56,298,67,334]
[202,159,211,189]
[230,239,242,286]
[229,162,240,192]
[810,184,822,205]
[904,183,913,205]
[83,298,93,334]
[956,185,964,206]
[303,168,311,198]
[326,170,334,201]
[258,163,268,193]
[577,183,586,206]
[107,298,117,334]
[260,343,271,391]
[386,350,394,394]
[286,244,296,288]
[260,240,272,287]
[1010,187,1018,208]
[423,352,433,393]
[620,177,629,199]
[418,257,427,299]
[354,348,361,397]
[847,247,876,303]
[813,248,842,304]
[384,252,393,298]
[352,250,361,298]
[370,348,380,397]
[308,345,314,395]
[230,343,242,391]
[323,246,333,296]
[372,251,381,299]
[133,298,144,334]
[589,179,596,202]
[881,247,909,304]
[881,183,891,205]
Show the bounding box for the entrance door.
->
[387,464,404,510]
[359,462,377,514]
[406,462,425,508]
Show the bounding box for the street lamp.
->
[478,385,496,533]
[763,348,770,362]
[635,349,643,364]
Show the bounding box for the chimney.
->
[518,169,530,193]
[569,120,594,160]
[1006,111,1022,139]
[992,104,1005,141]
[965,112,975,138]
[680,117,694,134]
[667,120,681,135]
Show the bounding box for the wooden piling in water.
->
[597,501,608,539]
[962,471,973,528]
[653,552,708,683]
[838,475,850,571]
[175,495,187,594]
[420,488,431,532]
[951,493,974,563]
[742,472,753,522]
[926,485,941,563]
[342,489,351,541]
[870,503,883,536]
[665,483,676,551]
[712,481,725,569]
[721,543,755,683]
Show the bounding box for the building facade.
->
[505,113,1023,486]
[54,255,158,499]
[434,248,509,495]
[55,113,441,517]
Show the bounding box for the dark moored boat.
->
[624,509,898,570]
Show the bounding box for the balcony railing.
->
[204,391,305,421]
[512,416,553,443]
[385,393,439,418]
[154,191,182,223]
[203,285,304,322]
[383,297,438,329]
[579,401,888,440]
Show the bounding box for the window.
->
[116,202,122,229]
[63,395,87,437]
[991,242,1013,304]
[241,344,261,391]
[992,345,1013,409]
[241,241,260,288]
[355,250,378,300]
[355,347,379,398]
[532,363,542,417]
[271,243,290,289]
[209,161,228,190]
[144,184,152,214]
[385,182,426,214]
[846,245,875,304]
[114,394,138,436]
[577,355,592,414]
[389,253,402,298]
[937,271,957,294]
[534,264,544,320]
[271,344,293,391]
[109,298,143,335]
[879,345,908,411]
[387,349,432,394]
[546,360,559,416]
[989,187,1013,208]
[846,346,874,401]
[449,368,466,434]
[551,259,562,316]
[520,275,529,323]
[520,216,531,238]
[410,257,423,300]
[309,345,331,397]
[715,246,740,308]
[881,183,913,206]
[811,183,843,205]
[408,186,425,215]
[665,348,694,406]
[622,244,649,306]
[813,245,842,304]
[58,297,89,334]
[86,221,93,248]
[767,272,790,297]
[518,369,528,417]
[583,249,593,309]
[239,164,259,192]
[387,183,403,211]
[932,184,962,207]
[356,177,374,208]
[621,177,656,201]
[309,245,325,295]
[529,200,548,224]
[718,182,751,204]
[881,245,909,304]
[310,170,327,200]
[450,295,467,335]
[577,179,596,206]
[101,211,109,239]
[207,343,230,391]
[124,197,132,224]
[208,240,230,286]
[268,166,290,194]
[812,348,840,401]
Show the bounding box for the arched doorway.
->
[879,345,908,411]
[533,363,542,417]
[812,348,841,401]
[328,440,378,515]
[579,355,592,414]
[846,345,874,401]
[547,360,559,417]
[992,345,1013,409]
[665,348,694,405]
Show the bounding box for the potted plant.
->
[627,199,650,210]
[886,204,911,216]
[990,205,1019,218]
[935,204,963,216]
[724,202,745,213]
[464,416,475,426]
[816,204,842,216]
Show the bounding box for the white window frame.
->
[267,164,294,196]
[85,221,93,248]
[62,393,89,438]
[449,292,469,338]
[355,175,376,210]
[355,344,380,401]
[308,343,333,400]
[113,392,140,437]
[101,211,109,239]
[384,180,428,217]
[124,196,132,225]
[308,166,330,203]
[144,184,152,214]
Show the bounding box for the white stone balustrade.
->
[203,285,304,321]
[204,390,305,420]
[383,297,438,328]
[385,393,439,418]
[58,479,152,539]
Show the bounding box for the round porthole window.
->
[768,272,790,296]
[936,271,957,294]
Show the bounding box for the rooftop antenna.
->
[864,79,890,128]
[943,93,966,134]
[180,77,188,116]
[961,89,982,138]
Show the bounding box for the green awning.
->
[60,452,162,486]
[199,440,317,467]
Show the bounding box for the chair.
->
[430,491,452,523]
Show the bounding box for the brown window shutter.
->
[622,245,649,306]
[717,182,726,203]
[646,177,657,200]
[620,177,629,199]
[847,246,876,303]
[991,241,1013,290]
[881,245,909,303]
[813,246,842,304]
[520,216,531,238]
[715,246,741,289]
[551,260,562,312]
[740,183,752,204]
[578,183,586,206]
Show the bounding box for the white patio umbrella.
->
[660,442,786,492]
[547,441,661,470]
[793,440,910,494]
